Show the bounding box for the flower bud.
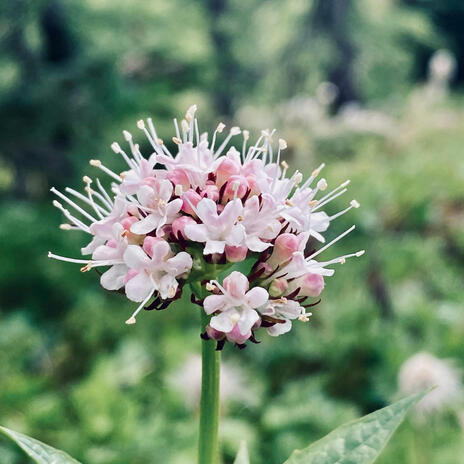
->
[206,325,225,340]
[225,324,252,344]
[201,184,220,202]
[255,261,273,277]
[181,189,202,216]
[121,216,138,231]
[142,236,164,257]
[268,278,288,297]
[167,169,190,192]
[172,216,197,239]
[267,233,300,268]
[223,175,249,202]
[225,245,248,262]
[216,158,240,187]
[298,273,325,297]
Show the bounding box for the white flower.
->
[259,299,305,336]
[204,271,268,335]
[123,241,192,302]
[241,194,282,251]
[157,141,215,189]
[398,352,462,420]
[184,198,246,255]
[129,180,182,235]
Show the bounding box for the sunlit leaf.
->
[0,426,81,464]
[283,391,427,464]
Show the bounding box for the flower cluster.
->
[49,105,363,348]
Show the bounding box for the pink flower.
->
[203,272,268,335]
[184,198,245,255]
[157,141,214,188]
[241,194,282,252]
[123,240,192,302]
[259,299,304,336]
[130,180,182,235]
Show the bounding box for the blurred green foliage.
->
[1,0,464,463]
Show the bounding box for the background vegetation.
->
[0,0,463,462]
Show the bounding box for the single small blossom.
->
[259,298,305,336]
[204,272,268,335]
[184,198,246,255]
[130,180,182,235]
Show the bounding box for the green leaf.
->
[0,426,81,464]
[234,440,250,464]
[283,391,427,464]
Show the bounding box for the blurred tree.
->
[311,0,360,110]
[403,1,464,83]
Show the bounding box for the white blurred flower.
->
[169,354,255,409]
[398,352,462,420]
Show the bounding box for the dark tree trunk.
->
[206,0,236,117]
[312,0,361,111]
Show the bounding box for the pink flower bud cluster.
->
[49,106,363,346]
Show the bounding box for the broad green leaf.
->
[283,391,426,464]
[234,440,250,464]
[0,426,81,464]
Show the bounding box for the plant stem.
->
[198,310,221,464]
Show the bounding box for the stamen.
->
[48,252,91,264]
[125,290,155,325]
[214,127,241,158]
[306,225,356,261]
[96,178,114,208]
[111,142,137,170]
[173,118,181,140]
[65,186,109,216]
[51,188,97,222]
[211,122,225,152]
[52,200,90,232]
[329,200,360,221]
[89,160,122,182]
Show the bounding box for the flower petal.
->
[237,308,259,335]
[166,251,193,276]
[223,271,249,298]
[125,271,155,302]
[225,224,246,247]
[151,240,171,263]
[204,294,228,315]
[245,235,271,252]
[210,310,236,333]
[184,223,209,243]
[196,198,219,225]
[123,245,151,270]
[100,264,127,290]
[130,214,160,235]
[204,240,225,255]
[245,287,269,308]
[159,274,178,299]
[137,185,155,206]
[267,319,292,336]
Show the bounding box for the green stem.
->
[198,310,221,464]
